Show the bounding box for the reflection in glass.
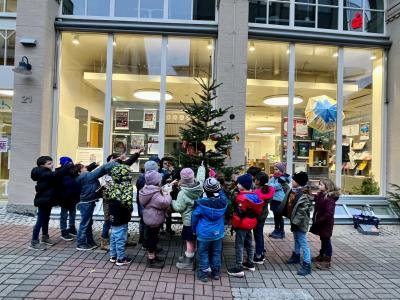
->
[249,0,267,23]
[365,0,384,10]
[319,0,338,5]
[5,0,17,12]
[169,0,192,20]
[115,0,139,17]
[0,31,4,65]
[365,11,384,33]
[343,9,363,31]
[140,0,164,19]
[269,2,290,25]
[318,7,338,29]
[193,0,216,21]
[6,31,14,66]
[295,4,316,28]
[62,0,85,15]
[87,0,110,16]
[343,0,363,8]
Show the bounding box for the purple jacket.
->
[139,185,172,227]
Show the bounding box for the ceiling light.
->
[72,35,80,45]
[113,36,117,47]
[249,41,255,52]
[286,49,290,54]
[0,90,14,97]
[333,52,338,57]
[370,55,376,60]
[263,96,303,106]
[256,127,275,131]
[248,133,275,137]
[133,90,173,101]
[207,41,213,50]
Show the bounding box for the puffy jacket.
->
[290,189,313,233]
[231,191,264,230]
[105,165,134,226]
[76,161,118,203]
[255,186,275,221]
[268,174,291,202]
[56,166,81,209]
[139,185,172,227]
[171,165,205,226]
[31,164,71,208]
[192,193,228,242]
[310,191,340,238]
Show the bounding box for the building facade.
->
[3,0,399,220]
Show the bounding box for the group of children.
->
[30,154,340,281]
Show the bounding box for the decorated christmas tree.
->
[176,79,237,175]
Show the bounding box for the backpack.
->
[231,192,264,230]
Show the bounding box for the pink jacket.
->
[139,185,172,227]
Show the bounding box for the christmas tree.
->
[176,79,237,175]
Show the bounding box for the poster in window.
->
[115,110,129,130]
[359,122,370,140]
[130,134,145,154]
[143,109,157,129]
[295,118,309,137]
[296,142,310,159]
[147,134,159,155]
[113,136,128,154]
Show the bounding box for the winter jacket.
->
[231,191,264,230]
[310,191,340,238]
[105,165,134,226]
[76,161,118,203]
[31,164,71,208]
[139,185,172,227]
[255,186,275,221]
[192,192,228,242]
[268,174,291,202]
[56,166,81,209]
[171,165,205,226]
[290,188,313,233]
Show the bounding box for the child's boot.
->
[316,256,331,270]
[176,254,195,270]
[287,252,301,264]
[297,261,312,276]
[100,239,109,251]
[312,250,324,262]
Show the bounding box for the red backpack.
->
[231,191,264,230]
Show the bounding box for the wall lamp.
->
[12,56,32,75]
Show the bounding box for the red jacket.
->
[310,191,340,238]
[231,191,264,230]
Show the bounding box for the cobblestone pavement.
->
[1,205,400,300]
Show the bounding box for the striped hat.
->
[203,177,221,194]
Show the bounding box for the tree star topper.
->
[202,137,218,152]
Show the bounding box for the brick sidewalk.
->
[1,206,400,300]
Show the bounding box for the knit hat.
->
[59,156,73,166]
[203,178,221,194]
[180,168,195,185]
[145,170,162,186]
[237,173,253,191]
[275,162,286,174]
[144,161,158,172]
[292,171,309,187]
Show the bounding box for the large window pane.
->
[62,0,85,15]
[111,35,162,175]
[249,0,267,23]
[295,44,338,192]
[193,0,215,21]
[115,0,139,18]
[269,1,290,25]
[57,33,107,164]
[318,6,338,29]
[246,41,289,175]
[164,37,213,156]
[169,0,192,20]
[342,48,383,195]
[140,0,164,19]
[365,10,384,33]
[295,4,316,28]
[87,0,110,16]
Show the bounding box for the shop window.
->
[341,48,383,195]
[0,91,12,198]
[0,30,15,66]
[111,35,162,175]
[57,33,107,165]
[246,41,289,175]
[294,44,338,191]
[115,0,139,18]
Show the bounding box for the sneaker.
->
[61,230,73,241]
[109,256,117,263]
[270,230,285,239]
[87,241,98,249]
[297,262,312,276]
[76,244,96,251]
[147,257,165,269]
[242,262,255,272]
[227,267,245,278]
[253,254,265,265]
[68,227,77,236]
[29,240,46,251]
[41,235,55,246]
[116,257,133,266]
[176,255,194,270]
[268,230,278,237]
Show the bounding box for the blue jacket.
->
[191,193,227,242]
[76,161,118,203]
[268,174,291,202]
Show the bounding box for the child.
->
[105,164,134,266]
[253,173,275,264]
[310,178,340,270]
[30,156,71,250]
[159,156,176,236]
[268,162,291,239]
[192,178,228,282]
[139,170,172,268]
[58,156,81,241]
[228,173,263,278]
[74,159,119,251]
[286,171,313,276]
[172,165,205,270]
